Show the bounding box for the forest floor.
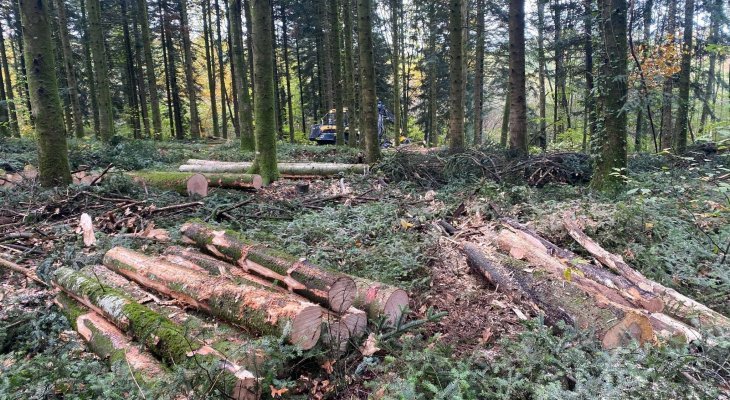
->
[1,137,729,399]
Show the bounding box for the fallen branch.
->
[0,256,48,287]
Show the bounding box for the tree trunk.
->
[508,0,527,155]
[329,0,345,146]
[552,2,562,140]
[447,0,465,152]
[352,277,408,324]
[343,0,357,147]
[500,89,509,147]
[249,0,278,183]
[295,35,307,137]
[121,0,142,139]
[52,0,84,138]
[159,0,174,136]
[137,0,162,138]
[161,0,184,140]
[179,0,200,139]
[19,0,71,186]
[673,0,693,154]
[132,6,150,138]
[231,0,255,150]
[390,0,401,147]
[0,46,7,137]
[243,0,255,102]
[130,171,263,194]
[180,222,358,313]
[280,4,295,143]
[590,0,627,192]
[357,0,379,162]
[426,2,437,147]
[53,267,259,397]
[472,0,485,146]
[86,0,114,141]
[537,0,547,150]
[582,0,595,153]
[203,0,219,139]
[103,247,323,349]
[0,22,19,137]
[79,0,100,137]
[11,1,34,128]
[214,0,228,139]
[699,0,721,135]
[659,0,676,150]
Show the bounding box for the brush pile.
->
[50,221,408,399]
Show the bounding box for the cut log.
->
[55,293,168,390]
[53,268,258,398]
[352,277,409,325]
[129,171,263,196]
[179,160,369,176]
[79,265,267,371]
[180,222,357,313]
[563,215,730,330]
[495,229,704,344]
[103,247,323,349]
[501,219,664,313]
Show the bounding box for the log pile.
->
[462,217,729,349]
[178,159,369,178]
[53,222,408,396]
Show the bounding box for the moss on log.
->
[53,268,258,398]
[179,160,369,176]
[55,293,168,391]
[103,247,323,350]
[181,222,357,313]
[129,171,263,196]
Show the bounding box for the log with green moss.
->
[103,247,323,350]
[180,222,357,313]
[129,171,263,196]
[53,268,258,398]
[79,265,268,371]
[55,293,169,392]
[179,160,369,176]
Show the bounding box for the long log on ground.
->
[55,293,168,392]
[563,216,730,330]
[103,247,323,349]
[162,246,367,349]
[179,160,369,176]
[129,171,263,196]
[181,222,357,313]
[53,268,258,398]
[495,229,703,345]
[80,265,268,371]
[501,219,664,313]
[352,277,409,325]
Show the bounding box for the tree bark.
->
[121,0,142,139]
[659,0,676,151]
[52,0,84,138]
[132,5,150,138]
[590,0,627,192]
[357,0,379,162]
[698,0,719,136]
[86,0,114,140]
[130,171,263,194]
[0,22,19,137]
[390,0,401,147]
[214,0,228,139]
[343,0,357,147]
[231,0,255,149]
[202,0,219,138]
[103,247,323,349]
[472,0,485,146]
[329,0,345,146]
[508,0,527,156]
[19,0,71,187]
[180,222,358,313]
[673,0,693,154]
[161,0,184,139]
[447,0,465,152]
[179,0,201,139]
[582,0,595,153]
[137,0,162,138]
[280,3,295,143]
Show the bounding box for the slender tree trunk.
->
[447,0,465,152]
[202,0,219,138]
[53,0,84,138]
[342,0,357,147]
[591,0,628,192]
[390,0,401,147]
[214,0,228,139]
[121,0,141,139]
[0,51,7,137]
[79,0,99,137]
[699,0,720,135]
[137,0,162,138]
[179,0,200,139]
[281,4,295,143]
[673,0,693,154]
[659,0,676,150]
[132,7,150,138]
[250,0,278,183]
[243,0,255,101]
[159,0,174,136]
[472,0,485,146]
[12,1,34,127]
[86,0,115,140]
[427,2,437,147]
[508,0,527,155]
[271,3,283,139]
[295,35,306,135]
[552,1,562,140]
[500,87,509,147]
[19,0,71,186]
[231,0,255,149]
[329,0,344,145]
[633,0,652,152]
[225,0,241,138]
[583,0,595,153]
[537,0,547,150]
[161,0,183,139]
[48,0,74,138]
[358,0,379,162]
[0,22,19,137]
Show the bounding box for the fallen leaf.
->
[399,219,414,230]
[480,327,493,343]
[359,333,380,356]
[79,213,96,247]
[270,385,288,398]
[321,359,335,374]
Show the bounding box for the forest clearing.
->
[0,0,729,398]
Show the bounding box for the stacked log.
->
[461,217,726,349]
[129,171,263,197]
[178,159,369,177]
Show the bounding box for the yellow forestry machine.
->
[308,108,351,144]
